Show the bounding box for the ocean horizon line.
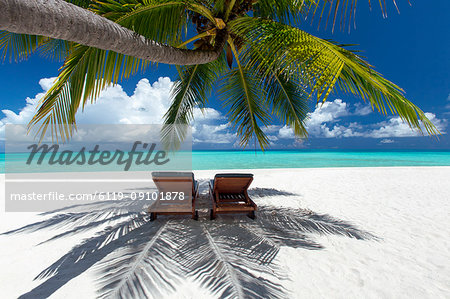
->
[1,150,450,173]
[2,148,450,154]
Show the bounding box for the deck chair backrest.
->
[213,173,253,194]
[152,172,195,196]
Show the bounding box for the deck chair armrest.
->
[208,181,217,204]
[208,180,213,193]
[194,180,199,195]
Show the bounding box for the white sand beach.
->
[0,167,449,298]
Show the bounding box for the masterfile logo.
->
[5,124,192,212]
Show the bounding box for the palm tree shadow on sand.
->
[3,183,378,299]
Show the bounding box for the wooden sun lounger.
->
[149,172,199,221]
[209,173,257,220]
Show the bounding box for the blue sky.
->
[1,1,449,150]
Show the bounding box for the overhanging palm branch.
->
[26,0,224,142]
[0,0,93,61]
[0,0,439,148]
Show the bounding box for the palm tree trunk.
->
[0,0,227,65]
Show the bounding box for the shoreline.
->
[2,150,450,173]
[1,164,450,174]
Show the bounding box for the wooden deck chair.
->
[209,173,257,220]
[149,172,199,221]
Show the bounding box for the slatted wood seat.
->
[209,173,257,220]
[149,172,199,221]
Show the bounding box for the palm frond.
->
[93,0,188,45]
[224,0,237,21]
[305,0,409,32]
[253,0,311,24]
[64,0,94,8]
[0,1,93,62]
[231,17,439,136]
[29,44,150,142]
[0,31,73,63]
[218,40,271,150]
[211,0,227,16]
[161,54,227,150]
[265,71,309,138]
[0,31,42,61]
[27,1,225,142]
[240,43,310,138]
[93,0,219,46]
[38,38,73,61]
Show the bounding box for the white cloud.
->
[262,125,281,134]
[77,77,172,124]
[276,99,446,140]
[321,122,364,138]
[307,99,349,127]
[0,76,234,144]
[368,113,446,138]
[380,139,394,144]
[0,77,54,139]
[445,93,450,110]
[278,125,295,139]
[368,117,418,138]
[277,99,350,139]
[354,103,373,116]
[306,99,351,137]
[2,78,446,146]
[267,135,278,141]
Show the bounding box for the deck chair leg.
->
[150,212,157,221]
[210,209,216,220]
[192,210,199,221]
[247,211,256,220]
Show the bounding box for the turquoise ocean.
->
[1,150,450,173]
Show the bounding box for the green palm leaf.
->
[231,17,438,136]
[64,0,94,8]
[38,38,73,61]
[93,0,189,45]
[0,31,42,61]
[93,0,220,45]
[29,44,151,142]
[219,40,271,150]
[0,0,93,62]
[0,34,73,64]
[253,0,311,24]
[305,0,407,32]
[162,54,227,150]
[30,0,213,142]
[0,0,436,148]
[240,43,310,138]
[265,71,309,138]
